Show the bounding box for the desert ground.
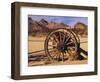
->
[28,35,88,66]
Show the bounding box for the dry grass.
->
[28,35,88,66]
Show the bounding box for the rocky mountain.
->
[73,22,87,36]
[28,17,69,36]
[28,17,49,33]
[28,17,87,37]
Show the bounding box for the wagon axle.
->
[57,43,67,53]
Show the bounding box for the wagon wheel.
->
[44,28,79,61]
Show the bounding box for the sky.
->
[28,15,88,27]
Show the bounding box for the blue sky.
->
[28,15,88,27]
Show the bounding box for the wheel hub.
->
[57,43,67,52]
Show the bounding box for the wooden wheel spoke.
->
[67,50,73,56]
[48,48,58,56]
[64,35,71,43]
[51,50,59,58]
[65,51,69,56]
[62,33,66,43]
[61,53,64,61]
[66,41,73,45]
[48,44,57,47]
[49,49,57,52]
[55,51,61,61]
[67,46,75,50]
[59,32,62,43]
[58,53,61,61]
[48,48,55,51]
[52,34,59,43]
[49,37,54,41]
[67,49,76,55]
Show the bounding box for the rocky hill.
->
[28,17,69,36]
[28,17,87,37]
[73,22,88,37]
